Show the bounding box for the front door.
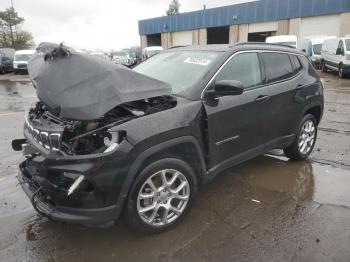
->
[203,52,266,171]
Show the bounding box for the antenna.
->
[10,0,14,8]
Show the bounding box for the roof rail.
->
[232,42,295,48]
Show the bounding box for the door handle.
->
[255,95,270,103]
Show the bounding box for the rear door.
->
[259,52,304,149]
[203,52,266,170]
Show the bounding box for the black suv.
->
[13,43,323,233]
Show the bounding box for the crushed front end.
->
[16,103,134,225]
[13,42,176,226]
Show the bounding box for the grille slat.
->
[25,115,62,151]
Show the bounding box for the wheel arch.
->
[115,136,207,218]
[304,105,322,124]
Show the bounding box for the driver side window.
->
[215,52,262,89]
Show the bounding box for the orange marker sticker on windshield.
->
[184,57,211,66]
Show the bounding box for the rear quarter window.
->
[261,52,294,83]
[289,54,302,74]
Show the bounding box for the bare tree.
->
[0,7,34,49]
[166,0,180,16]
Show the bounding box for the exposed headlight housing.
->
[67,129,126,155]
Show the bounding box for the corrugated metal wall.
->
[138,0,350,35]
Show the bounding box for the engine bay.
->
[27,95,177,155]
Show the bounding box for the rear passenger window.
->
[215,52,262,89]
[289,55,302,74]
[261,53,294,83]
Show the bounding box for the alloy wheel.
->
[298,120,315,155]
[137,169,190,226]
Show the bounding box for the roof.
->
[139,0,350,35]
[304,36,336,45]
[163,43,306,55]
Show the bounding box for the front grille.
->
[17,64,27,69]
[25,115,61,150]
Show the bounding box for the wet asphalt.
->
[0,72,349,262]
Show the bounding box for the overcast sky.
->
[0,0,255,51]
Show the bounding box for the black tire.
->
[284,114,318,161]
[339,64,345,78]
[321,61,327,73]
[124,158,198,233]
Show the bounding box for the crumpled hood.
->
[28,42,171,120]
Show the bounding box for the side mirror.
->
[301,49,306,53]
[336,47,343,55]
[206,80,244,98]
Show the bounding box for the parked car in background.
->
[0,48,15,73]
[13,50,35,74]
[321,37,350,78]
[123,48,141,67]
[302,36,336,68]
[266,35,298,49]
[112,51,135,67]
[13,43,323,233]
[142,46,163,61]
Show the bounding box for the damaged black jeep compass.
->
[13,42,323,233]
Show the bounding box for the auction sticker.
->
[184,57,211,66]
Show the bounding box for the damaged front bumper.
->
[17,138,134,226]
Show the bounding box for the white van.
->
[13,49,35,73]
[321,37,350,78]
[142,46,163,61]
[265,35,298,49]
[302,36,336,67]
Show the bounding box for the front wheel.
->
[321,61,327,73]
[284,114,317,161]
[124,158,197,233]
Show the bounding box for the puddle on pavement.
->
[1,153,350,261]
[237,154,350,208]
[0,80,37,113]
[0,80,33,97]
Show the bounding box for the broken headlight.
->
[65,130,126,155]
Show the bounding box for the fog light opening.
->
[67,175,85,196]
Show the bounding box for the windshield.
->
[345,39,350,51]
[15,54,32,61]
[313,44,322,55]
[134,51,219,94]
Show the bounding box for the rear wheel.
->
[339,64,345,78]
[321,61,327,73]
[125,158,197,233]
[284,114,317,161]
